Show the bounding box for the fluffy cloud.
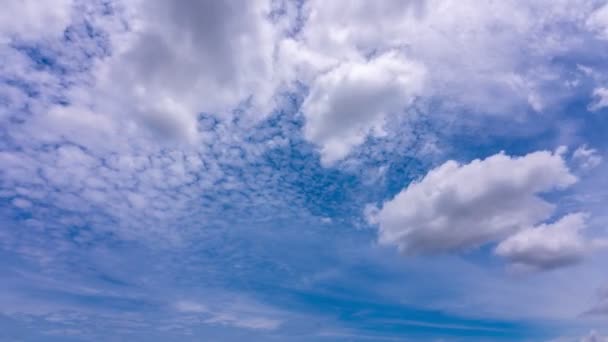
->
[2,0,607,166]
[1,1,605,252]
[92,0,280,142]
[495,213,588,271]
[368,150,577,254]
[301,52,426,164]
[288,0,604,162]
[0,0,293,246]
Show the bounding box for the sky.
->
[1,0,608,341]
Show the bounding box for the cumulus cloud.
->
[285,0,605,162]
[495,213,588,271]
[1,1,605,256]
[2,0,606,167]
[92,0,280,142]
[301,51,426,164]
[368,150,577,254]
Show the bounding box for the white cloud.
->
[587,3,608,40]
[0,1,301,246]
[0,0,74,41]
[92,0,280,142]
[300,0,596,109]
[588,87,608,111]
[2,0,604,168]
[369,150,577,254]
[173,298,282,331]
[301,51,426,165]
[573,145,603,170]
[287,0,602,162]
[495,213,588,271]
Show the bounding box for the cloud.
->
[587,3,608,40]
[0,0,74,41]
[92,0,280,142]
[368,150,577,254]
[282,0,605,162]
[588,87,608,111]
[2,1,608,340]
[494,213,588,271]
[301,51,426,165]
[573,145,603,170]
[173,298,282,331]
[2,0,606,167]
[0,1,307,246]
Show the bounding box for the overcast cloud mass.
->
[1,0,608,341]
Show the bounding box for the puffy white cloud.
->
[3,0,606,167]
[0,1,306,246]
[301,51,426,165]
[495,213,588,271]
[302,0,597,107]
[369,150,577,254]
[573,145,603,170]
[289,0,603,162]
[92,0,280,142]
[588,87,608,111]
[0,1,606,247]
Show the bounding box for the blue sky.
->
[1,1,608,341]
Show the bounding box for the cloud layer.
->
[1,0,608,341]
